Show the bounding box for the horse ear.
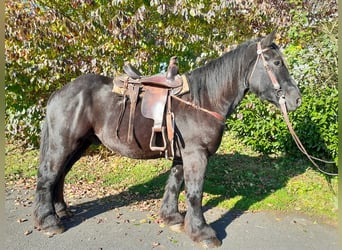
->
[260,29,277,48]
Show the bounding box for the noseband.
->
[249,42,285,100]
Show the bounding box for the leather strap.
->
[166,95,175,157]
[257,42,280,89]
[127,84,139,143]
[171,95,225,123]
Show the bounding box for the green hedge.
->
[226,85,338,164]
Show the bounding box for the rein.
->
[253,42,337,176]
[279,98,337,176]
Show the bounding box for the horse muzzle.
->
[283,87,302,112]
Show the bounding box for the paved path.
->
[5,188,338,250]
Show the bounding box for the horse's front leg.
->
[159,158,184,231]
[183,152,222,248]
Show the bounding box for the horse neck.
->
[186,48,250,119]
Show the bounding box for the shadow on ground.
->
[62,152,319,242]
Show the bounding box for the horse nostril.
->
[296,98,302,107]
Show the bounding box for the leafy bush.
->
[226,85,338,163]
[6,0,246,148]
[289,86,338,161]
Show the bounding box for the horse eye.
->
[274,60,282,67]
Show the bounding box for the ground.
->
[5,186,338,250]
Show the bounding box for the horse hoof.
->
[56,209,74,219]
[35,219,65,237]
[200,237,222,248]
[169,223,184,233]
[43,224,65,237]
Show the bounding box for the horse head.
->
[246,30,302,112]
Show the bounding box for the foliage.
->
[5,0,337,167]
[289,86,338,161]
[226,85,338,163]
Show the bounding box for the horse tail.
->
[39,117,49,164]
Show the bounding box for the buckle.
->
[275,88,284,97]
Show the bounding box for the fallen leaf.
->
[97,218,104,224]
[139,218,147,224]
[152,242,160,247]
[17,218,28,223]
[24,230,32,236]
[167,236,178,244]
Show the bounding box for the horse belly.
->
[100,135,160,159]
[94,112,161,159]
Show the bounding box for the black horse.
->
[34,31,301,248]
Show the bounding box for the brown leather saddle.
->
[112,59,187,157]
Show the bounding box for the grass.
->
[5,132,338,225]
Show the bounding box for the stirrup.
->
[150,126,167,151]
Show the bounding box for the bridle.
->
[248,42,284,98]
[249,41,337,176]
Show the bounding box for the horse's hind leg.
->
[34,147,69,235]
[159,158,184,231]
[33,121,90,235]
[53,139,92,219]
[53,173,70,219]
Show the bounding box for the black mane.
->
[185,39,257,109]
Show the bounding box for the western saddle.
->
[112,56,188,158]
